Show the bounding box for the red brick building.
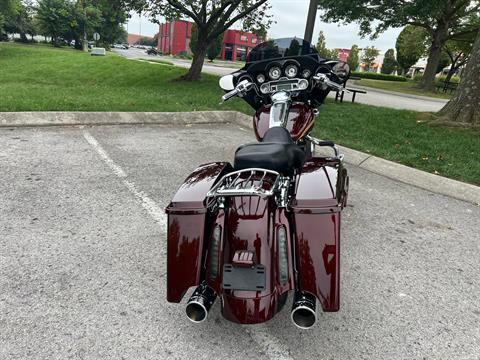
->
[336,48,350,62]
[158,20,262,61]
[127,33,153,45]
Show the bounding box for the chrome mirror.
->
[219,74,235,91]
[331,61,350,83]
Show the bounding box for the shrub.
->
[436,75,460,84]
[413,74,423,82]
[176,50,189,59]
[351,71,407,82]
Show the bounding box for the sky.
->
[127,0,403,54]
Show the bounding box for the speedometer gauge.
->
[256,74,266,83]
[268,66,281,80]
[285,64,298,78]
[301,69,312,78]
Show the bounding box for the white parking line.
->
[83,130,166,228]
[82,129,294,360]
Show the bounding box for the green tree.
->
[315,30,337,59]
[381,48,397,74]
[207,33,223,61]
[126,0,273,80]
[36,0,71,46]
[436,50,450,73]
[137,36,155,46]
[438,29,480,126]
[317,0,480,91]
[443,34,475,82]
[395,25,427,75]
[71,1,103,49]
[361,46,379,72]
[94,0,129,47]
[189,22,198,55]
[347,44,359,70]
[0,0,19,32]
[4,0,36,42]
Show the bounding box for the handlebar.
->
[313,73,349,93]
[222,88,240,102]
[221,80,254,103]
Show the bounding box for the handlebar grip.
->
[222,89,239,102]
[317,140,335,147]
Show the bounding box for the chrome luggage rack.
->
[207,168,281,199]
[306,135,344,162]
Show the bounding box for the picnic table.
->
[334,76,367,103]
[436,81,458,94]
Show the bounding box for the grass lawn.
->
[312,103,479,185]
[1,43,479,185]
[0,43,251,113]
[353,79,452,100]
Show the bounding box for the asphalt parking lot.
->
[1,123,479,360]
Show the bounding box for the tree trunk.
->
[444,65,456,83]
[437,30,480,126]
[181,32,208,81]
[420,26,448,91]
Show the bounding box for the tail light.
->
[209,225,221,279]
[277,226,288,284]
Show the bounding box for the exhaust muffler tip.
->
[185,283,216,323]
[291,291,317,329]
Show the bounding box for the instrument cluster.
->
[251,62,314,95]
[254,62,312,85]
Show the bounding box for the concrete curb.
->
[349,83,449,104]
[1,111,478,205]
[0,111,238,127]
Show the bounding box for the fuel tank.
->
[253,103,315,141]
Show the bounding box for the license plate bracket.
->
[221,264,266,291]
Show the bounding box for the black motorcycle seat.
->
[234,127,305,174]
[261,126,295,144]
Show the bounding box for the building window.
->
[240,35,248,42]
[236,46,247,61]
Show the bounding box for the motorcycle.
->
[166,37,349,329]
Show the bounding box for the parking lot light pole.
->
[304,0,318,43]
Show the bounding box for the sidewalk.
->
[349,83,449,103]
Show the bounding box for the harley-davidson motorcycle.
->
[166,38,349,329]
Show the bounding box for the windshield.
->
[246,37,318,63]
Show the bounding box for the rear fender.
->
[206,196,295,324]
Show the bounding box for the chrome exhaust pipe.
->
[291,291,317,329]
[185,283,216,323]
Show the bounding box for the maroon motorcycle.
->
[166,38,349,329]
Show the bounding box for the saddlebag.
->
[165,162,233,303]
[292,157,347,312]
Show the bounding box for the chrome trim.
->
[276,176,290,208]
[306,135,344,161]
[269,91,291,128]
[291,305,317,330]
[207,169,291,208]
[207,168,281,199]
